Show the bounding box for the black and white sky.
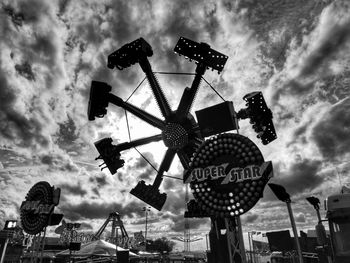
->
[1,0,350,251]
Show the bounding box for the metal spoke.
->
[139,57,172,119]
[114,134,163,152]
[108,94,165,130]
[176,63,206,120]
[152,148,177,189]
[177,149,191,170]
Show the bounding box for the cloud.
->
[242,213,259,224]
[168,213,209,232]
[162,187,186,214]
[235,0,330,69]
[270,1,350,104]
[0,1,73,161]
[295,212,306,223]
[297,2,350,78]
[1,0,349,250]
[266,159,323,199]
[131,152,158,181]
[0,66,51,151]
[162,176,177,191]
[312,98,350,161]
[58,182,87,197]
[56,117,79,147]
[40,150,79,172]
[60,200,143,221]
[15,61,35,81]
[88,173,108,188]
[2,4,24,28]
[80,222,93,230]
[134,152,155,170]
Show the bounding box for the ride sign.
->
[20,181,60,235]
[20,201,55,214]
[184,133,273,218]
[186,163,270,184]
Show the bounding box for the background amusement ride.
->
[87,36,277,263]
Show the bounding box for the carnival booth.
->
[55,239,139,262]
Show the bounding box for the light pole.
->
[251,232,258,263]
[142,206,151,251]
[306,197,322,223]
[248,231,258,263]
[268,183,304,263]
[306,196,332,263]
[248,232,253,263]
[205,234,209,251]
[0,235,9,263]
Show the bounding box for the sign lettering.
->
[20,201,54,214]
[185,162,271,184]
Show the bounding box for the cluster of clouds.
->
[0,0,350,250]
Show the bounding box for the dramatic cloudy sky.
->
[1,0,350,251]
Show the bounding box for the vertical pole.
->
[0,237,9,263]
[206,234,209,251]
[36,233,41,262]
[315,209,322,223]
[248,232,252,263]
[225,219,234,263]
[184,184,190,253]
[111,214,118,263]
[189,223,191,252]
[39,227,47,263]
[115,225,118,263]
[30,235,35,263]
[145,208,149,263]
[253,234,258,263]
[251,233,256,263]
[237,217,247,263]
[144,207,149,252]
[69,226,73,263]
[111,215,116,244]
[286,201,303,263]
[184,225,186,252]
[315,209,332,263]
[232,113,247,263]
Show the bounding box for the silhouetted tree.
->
[147,237,175,253]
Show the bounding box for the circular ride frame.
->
[88,36,250,263]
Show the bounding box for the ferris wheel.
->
[87,37,276,211]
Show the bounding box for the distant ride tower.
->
[93,212,129,248]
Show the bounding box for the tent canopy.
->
[56,240,138,258]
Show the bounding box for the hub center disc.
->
[162,123,188,149]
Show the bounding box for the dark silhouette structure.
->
[88,37,228,210]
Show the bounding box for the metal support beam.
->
[225,217,247,263]
[286,201,304,263]
[109,94,165,129]
[0,237,9,263]
[208,218,246,263]
[152,148,176,189]
[114,134,163,152]
[139,57,172,119]
[176,63,206,120]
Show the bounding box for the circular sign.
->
[20,181,55,235]
[185,133,273,218]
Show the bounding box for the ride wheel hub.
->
[162,123,188,149]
